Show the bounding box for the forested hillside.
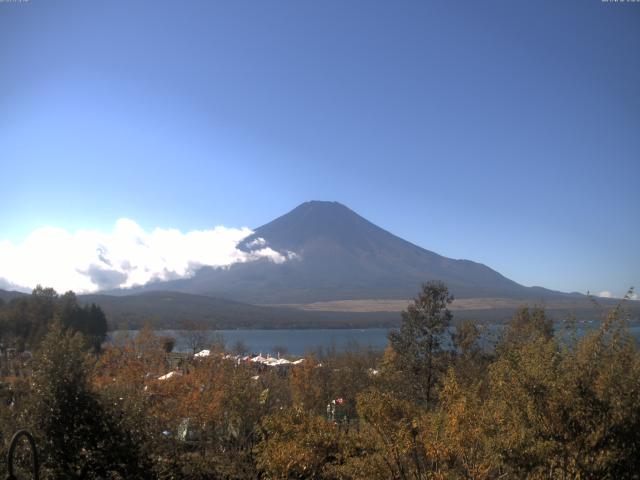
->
[0,285,108,352]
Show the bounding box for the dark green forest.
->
[0,285,107,354]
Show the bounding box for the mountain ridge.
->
[122,200,580,303]
[4,288,632,330]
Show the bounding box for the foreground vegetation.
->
[0,283,638,479]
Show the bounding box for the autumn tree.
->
[256,406,345,479]
[487,304,640,478]
[339,387,431,480]
[159,335,176,353]
[497,305,553,354]
[93,327,169,478]
[325,346,378,421]
[181,319,212,355]
[29,322,149,479]
[451,319,486,387]
[290,356,329,415]
[433,368,499,479]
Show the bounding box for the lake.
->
[109,323,640,356]
[109,328,392,356]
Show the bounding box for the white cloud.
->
[247,237,266,248]
[596,290,639,300]
[0,219,290,293]
[0,277,29,293]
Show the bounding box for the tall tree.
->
[180,319,211,355]
[388,281,453,406]
[497,305,553,354]
[451,319,485,387]
[29,322,149,479]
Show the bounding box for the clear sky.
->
[0,0,638,297]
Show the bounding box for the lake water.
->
[109,328,392,356]
[109,324,640,356]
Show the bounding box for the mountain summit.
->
[239,201,398,254]
[135,201,568,303]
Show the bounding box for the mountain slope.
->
[0,289,28,303]
[131,201,574,303]
[78,291,398,329]
[3,289,634,330]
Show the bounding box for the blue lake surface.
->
[109,324,640,356]
[110,328,392,356]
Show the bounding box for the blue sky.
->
[0,0,638,296]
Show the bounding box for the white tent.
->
[158,371,182,381]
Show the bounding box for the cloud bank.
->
[597,290,638,301]
[0,219,290,293]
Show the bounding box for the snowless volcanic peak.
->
[129,201,573,304]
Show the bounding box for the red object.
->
[335,397,344,404]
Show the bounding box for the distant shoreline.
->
[109,323,640,356]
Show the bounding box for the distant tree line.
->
[0,285,108,353]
